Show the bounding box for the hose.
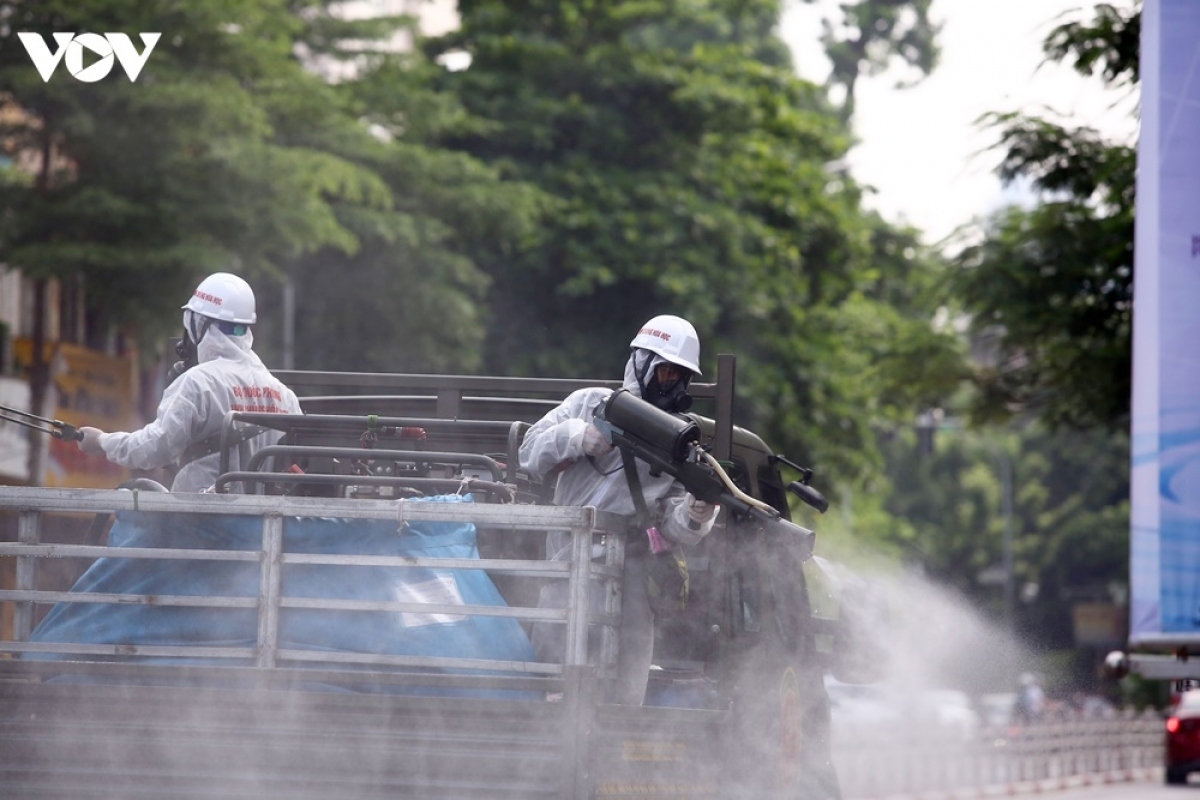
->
[698,450,778,515]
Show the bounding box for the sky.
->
[779,0,1140,246]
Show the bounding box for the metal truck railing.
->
[0,486,622,693]
[833,712,1164,798]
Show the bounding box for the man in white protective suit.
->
[519,314,720,705]
[76,272,302,493]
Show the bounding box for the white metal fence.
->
[833,711,1164,798]
[0,487,616,682]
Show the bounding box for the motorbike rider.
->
[519,314,719,705]
[76,272,302,493]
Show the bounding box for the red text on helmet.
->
[194,290,223,306]
[637,327,671,343]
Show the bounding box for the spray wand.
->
[0,404,85,442]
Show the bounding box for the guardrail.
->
[833,712,1164,798]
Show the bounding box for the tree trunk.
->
[27,278,48,486]
[25,115,54,485]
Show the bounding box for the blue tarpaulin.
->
[28,495,537,694]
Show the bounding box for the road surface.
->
[870,774,1200,799]
[1050,779,1200,799]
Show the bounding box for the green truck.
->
[0,356,882,799]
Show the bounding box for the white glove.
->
[78,426,106,456]
[686,494,718,526]
[582,423,614,457]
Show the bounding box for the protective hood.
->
[622,351,649,394]
[624,349,693,413]
[176,310,258,376]
[197,323,261,367]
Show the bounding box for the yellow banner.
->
[13,339,136,488]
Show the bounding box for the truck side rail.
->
[215,413,531,485]
[241,446,505,481]
[273,356,738,461]
[215,359,739,499]
[216,444,509,496]
[0,487,625,695]
[214,471,518,501]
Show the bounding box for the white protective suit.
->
[98,327,302,493]
[518,350,717,704]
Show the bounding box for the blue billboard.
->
[1130,0,1200,645]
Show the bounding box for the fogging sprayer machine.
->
[0,404,84,442]
[593,389,827,550]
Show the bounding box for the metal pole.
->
[256,514,284,668]
[14,510,40,640]
[998,449,1015,635]
[282,275,295,371]
[713,353,735,462]
[564,518,593,667]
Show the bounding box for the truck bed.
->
[0,662,729,799]
[0,488,739,799]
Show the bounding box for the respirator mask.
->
[635,352,694,413]
[167,311,212,385]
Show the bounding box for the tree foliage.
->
[862,423,1128,656]
[284,50,550,373]
[815,0,941,122]
[0,0,390,339]
[0,0,545,375]
[951,2,1138,430]
[869,3,1141,672]
[427,0,961,483]
[0,0,964,491]
[1043,1,1139,87]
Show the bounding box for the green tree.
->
[0,0,396,339]
[0,0,548,381]
[782,2,1135,695]
[867,424,1127,646]
[815,0,941,123]
[427,0,962,484]
[871,3,1140,686]
[0,0,396,467]
[283,46,551,373]
[952,2,1138,430]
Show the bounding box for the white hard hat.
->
[182,272,257,324]
[629,314,701,375]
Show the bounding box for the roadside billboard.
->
[1130,0,1200,646]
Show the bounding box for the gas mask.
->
[635,353,694,413]
[166,337,194,385]
[167,311,212,385]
